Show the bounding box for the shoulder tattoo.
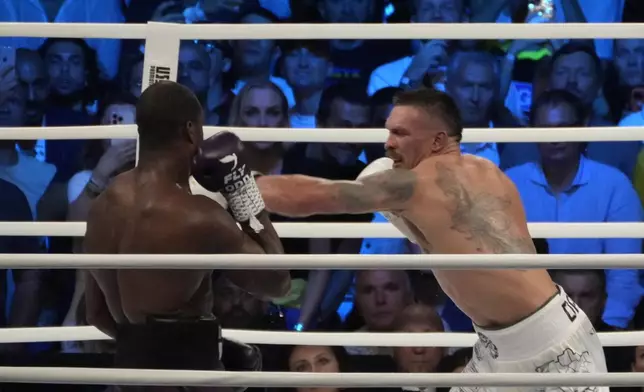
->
[434,162,534,253]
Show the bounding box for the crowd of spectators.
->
[1,0,644,390]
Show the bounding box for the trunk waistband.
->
[115,315,223,370]
[473,285,586,361]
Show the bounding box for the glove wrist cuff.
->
[224,176,265,229]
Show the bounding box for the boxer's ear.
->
[431,131,449,151]
[184,120,200,148]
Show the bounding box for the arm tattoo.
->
[434,162,534,254]
[335,169,417,213]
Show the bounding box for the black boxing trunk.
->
[114,315,223,371]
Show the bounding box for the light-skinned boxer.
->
[256,88,607,392]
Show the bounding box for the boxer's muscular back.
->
[403,154,532,254]
[402,154,556,327]
[85,172,238,324]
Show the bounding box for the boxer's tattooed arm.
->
[335,169,417,213]
[434,162,534,254]
[257,171,416,216]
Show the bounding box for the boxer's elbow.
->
[85,312,103,333]
[270,272,292,298]
[86,309,117,339]
[260,272,291,299]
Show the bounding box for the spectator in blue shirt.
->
[505,89,643,328]
[502,43,642,177]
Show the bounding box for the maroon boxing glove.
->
[192,131,265,231]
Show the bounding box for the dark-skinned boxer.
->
[84,81,290,392]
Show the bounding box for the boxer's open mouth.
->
[386,151,401,162]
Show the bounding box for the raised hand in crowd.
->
[0,49,18,104]
[402,40,448,89]
[91,140,138,191]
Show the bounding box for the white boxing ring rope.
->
[0,21,642,388]
[0,325,641,348]
[0,369,644,388]
[1,125,644,142]
[0,253,642,269]
[2,222,644,238]
[1,21,644,40]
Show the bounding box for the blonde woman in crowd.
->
[228,80,292,175]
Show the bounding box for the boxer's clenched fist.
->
[192,131,249,192]
[192,131,265,226]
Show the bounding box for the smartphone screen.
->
[0,46,17,95]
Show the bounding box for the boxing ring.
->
[0,20,643,388]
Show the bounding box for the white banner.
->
[141,22,181,91]
[138,22,181,164]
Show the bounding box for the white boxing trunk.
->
[454,286,608,392]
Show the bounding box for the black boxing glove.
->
[192,131,265,232]
[221,338,263,392]
[221,338,263,371]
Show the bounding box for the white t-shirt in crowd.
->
[367,56,412,97]
[367,56,449,96]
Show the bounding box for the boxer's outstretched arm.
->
[257,170,417,217]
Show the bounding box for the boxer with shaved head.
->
[257,88,607,391]
[84,81,289,391]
